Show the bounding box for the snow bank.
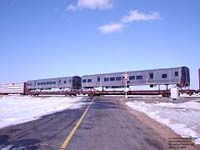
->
[0,96,87,129]
[126,100,200,144]
[180,93,200,98]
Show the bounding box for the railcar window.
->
[82,79,86,83]
[104,78,109,82]
[88,79,92,82]
[97,77,100,82]
[149,73,154,79]
[162,74,167,78]
[110,77,115,81]
[53,81,56,84]
[136,75,143,80]
[64,81,67,84]
[116,77,122,81]
[175,71,179,76]
[129,76,135,80]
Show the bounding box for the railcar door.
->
[72,76,82,89]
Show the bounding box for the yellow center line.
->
[59,99,94,150]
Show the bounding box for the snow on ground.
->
[0,95,87,129]
[180,93,200,98]
[126,100,200,144]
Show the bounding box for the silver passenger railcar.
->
[26,76,81,91]
[82,66,190,89]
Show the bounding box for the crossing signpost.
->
[123,73,129,99]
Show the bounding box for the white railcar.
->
[0,83,25,94]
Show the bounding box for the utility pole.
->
[123,73,129,99]
[199,68,200,90]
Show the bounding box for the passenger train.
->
[25,66,190,91]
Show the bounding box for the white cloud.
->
[67,4,77,12]
[78,0,113,9]
[99,9,161,34]
[67,0,113,11]
[121,10,160,23]
[98,23,124,34]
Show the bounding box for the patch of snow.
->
[0,96,87,129]
[1,145,13,150]
[126,100,200,144]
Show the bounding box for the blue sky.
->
[0,0,200,88]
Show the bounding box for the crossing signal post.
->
[199,68,200,90]
[123,73,129,99]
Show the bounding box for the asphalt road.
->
[0,97,168,150]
